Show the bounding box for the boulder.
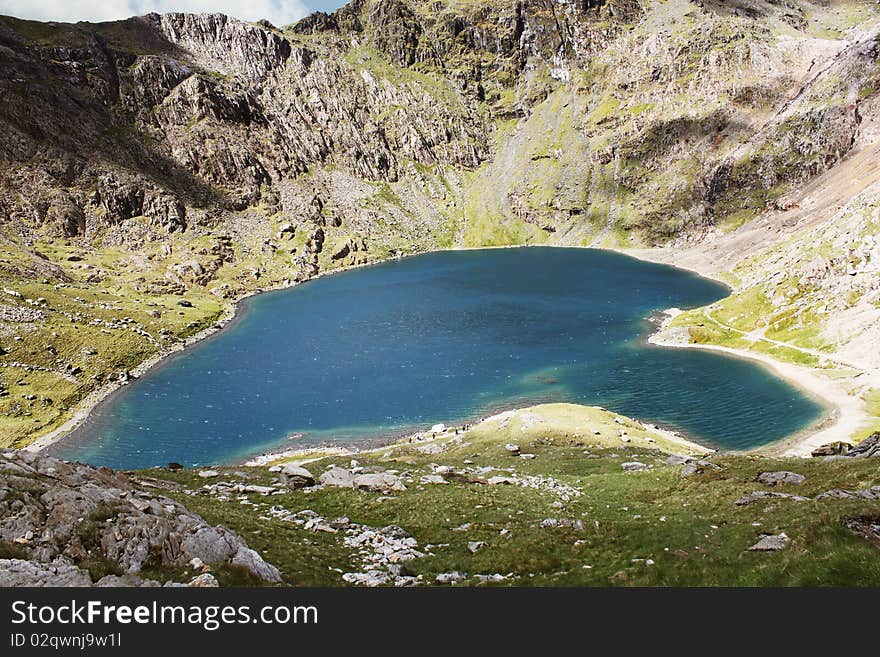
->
[180,526,240,564]
[319,467,357,488]
[621,461,649,472]
[241,485,276,495]
[666,454,722,477]
[186,573,219,587]
[811,442,852,457]
[231,547,282,582]
[735,491,810,506]
[540,517,585,531]
[279,464,316,489]
[748,533,790,551]
[354,472,406,493]
[487,476,518,485]
[435,571,468,585]
[756,471,806,486]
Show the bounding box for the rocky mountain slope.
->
[0,448,281,586]
[0,0,879,448]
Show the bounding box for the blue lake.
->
[49,247,824,469]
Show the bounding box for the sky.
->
[0,1,348,27]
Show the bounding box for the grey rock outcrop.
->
[841,432,880,459]
[665,454,721,478]
[0,449,281,586]
[0,558,92,587]
[231,547,281,582]
[748,533,790,552]
[319,466,357,488]
[734,491,811,506]
[756,471,806,486]
[354,472,406,493]
[811,442,852,457]
[279,464,316,489]
[815,486,880,501]
[149,13,292,80]
[435,571,467,585]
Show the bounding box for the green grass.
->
[853,389,880,442]
[137,404,880,586]
[750,341,822,368]
[0,16,90,47]
[0,540,30,560]
[719,208,758,233]
[669,310,750,349]
[587,97,621,126]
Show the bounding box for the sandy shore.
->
[648,310,872,457]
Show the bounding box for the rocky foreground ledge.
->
[0,450,281,587]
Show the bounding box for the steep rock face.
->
[0,5,492,233]
[1,1,878,248]
[94,174,187,232]
[0,449,281,585]
[148,12,292,79]
[704,32,880,229]
[294,0,638,107]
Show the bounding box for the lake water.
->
[49,248,824,469]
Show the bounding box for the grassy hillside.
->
[138,404,880,586]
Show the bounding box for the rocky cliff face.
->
[0,0,879,447]
[3,1,877,252]
[0,449,281,586]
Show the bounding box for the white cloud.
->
[0,0,312,27]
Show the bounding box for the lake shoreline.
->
[23,250,407,455]
[26,243,839,462]
[20,244,668,456]
[26,244,490,455]
[242,404,714,469]
[646,308,868,457]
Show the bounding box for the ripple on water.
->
[50,248,824,468]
